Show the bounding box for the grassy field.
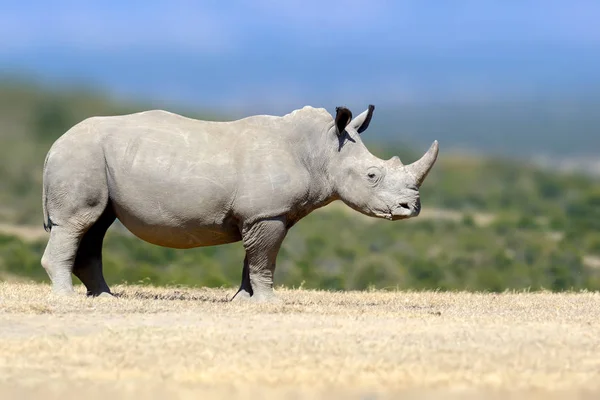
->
[0,283,599,399]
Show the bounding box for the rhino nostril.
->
[399,203,411,210]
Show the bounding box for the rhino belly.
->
[106,168,241,249]
[111,198,241,249]
[101,125,242,248]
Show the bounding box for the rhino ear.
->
[334,106,353,137]
[351,104,375,134]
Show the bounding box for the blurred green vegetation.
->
[1,80,599,291]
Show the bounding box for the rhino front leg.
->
[233,217,287,302]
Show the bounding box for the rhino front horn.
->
[406,140,439,187]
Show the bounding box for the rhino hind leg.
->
[42,144,110,295]
[233,217,287,302]
[41,227,81,295]
[42,202,110,296]
[41,203,110,296]
[73,202,116,297]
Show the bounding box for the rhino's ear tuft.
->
[334,106,353,137]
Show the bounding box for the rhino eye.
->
[366,167,382,184]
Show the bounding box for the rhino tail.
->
[42,151,53,233]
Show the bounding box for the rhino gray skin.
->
[41,105,439,301]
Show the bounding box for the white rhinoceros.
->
[41,105,438,301]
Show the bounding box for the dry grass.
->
[1,283,599,399]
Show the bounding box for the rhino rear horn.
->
[334,106,353,137]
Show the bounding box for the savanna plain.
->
[1,283,599,399]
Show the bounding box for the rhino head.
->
[330,105,439,221]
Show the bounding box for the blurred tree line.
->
[0,80,599,291]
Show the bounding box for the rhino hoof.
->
[249,292,281,304]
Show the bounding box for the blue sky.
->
[1,1,599,113]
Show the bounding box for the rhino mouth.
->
[372,199,421,221]
[389,199,421,221]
